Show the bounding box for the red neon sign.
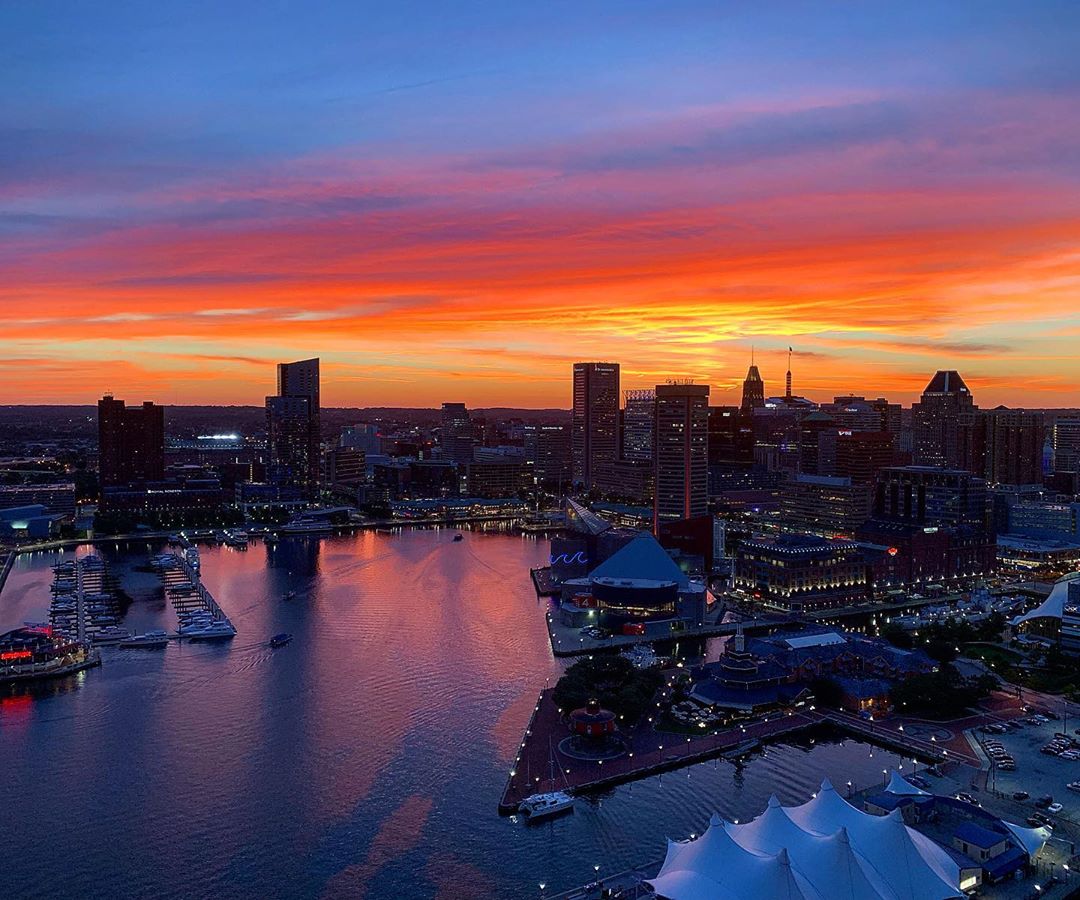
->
[0,650,33,661]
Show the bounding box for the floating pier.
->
[154,550,236,638]
[49,555,120,644]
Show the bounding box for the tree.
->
[889,664,997,717]
[552,655,663,725]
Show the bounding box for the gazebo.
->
[569,698,618,738]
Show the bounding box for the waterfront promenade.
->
[499,684,1018,813]
[500,688,818,813]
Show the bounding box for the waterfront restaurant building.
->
[734,533,870,613]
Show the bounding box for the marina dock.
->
[49,555,120,644]
[155,550,236,638]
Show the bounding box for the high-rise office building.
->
[835,430,895,485]
[340,424,383,455]
[740,363,765,412]
[440,402,475,464]
[959,408,1044,486]
[1053,419,1080,474]
[653,382,710,530]
[622,389,656,461]
[912,370,976,467]
[523,424,572,488]
[827,396,902,445]
[571,362,620,489]
[98,395,165,486]
[266,357,320,499]
[796,411,837,476]
[872,465,989,531]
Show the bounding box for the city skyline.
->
[3,3,1080,408]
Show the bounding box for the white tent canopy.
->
[1000,820,1051,858]
[648,779,962,900]
[885,770,931,796]
[1011,572,1080,627]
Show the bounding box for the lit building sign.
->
[0,650,33,661]
[550,551,588,566]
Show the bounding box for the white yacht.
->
[280,519,333,535]
[183,620,236,641]
[92,626,133,645]
[519,791,574,821]
[118,630,170,649]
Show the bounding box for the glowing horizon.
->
[3,3,1079,409]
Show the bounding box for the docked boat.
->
[269,633,292,648]
[223,530,248,549]
[92,626,133,645]
[519,791,574,821]
[280,519,333,535]
[183,619,237,641]
[118,630,170,649]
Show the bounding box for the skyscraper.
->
[523,424,571,488]
[440,402,475,464]
[653,382,710,530]
[1052,419,1080,474]
[266,357,320,499]
[959,408,1044,486]
[740,362,765,412]
[622,389,656,461]
[97,395,165,486]
[911,370,976,467]
[571,362,619,490]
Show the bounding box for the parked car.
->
[1035,795,1054,809]
[1048,802,1064,814]
[1013,791,1030,801]
[955,792,980,806]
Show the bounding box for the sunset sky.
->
[3,2,1079,408]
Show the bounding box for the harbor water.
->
[0,529,904,899]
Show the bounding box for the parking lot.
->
[969,712,1080,826]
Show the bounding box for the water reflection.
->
[1,530,897,899]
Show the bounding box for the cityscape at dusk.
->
[3,3,1080,900]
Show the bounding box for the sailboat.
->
[518,738,574,822]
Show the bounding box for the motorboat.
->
[182,620,236,641]
[92,626,133,645]
[280,519,333,535]
[118,630,170,649]
[519,791,574,821]
[269,633,292,648]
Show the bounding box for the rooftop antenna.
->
[786,346,792,399]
